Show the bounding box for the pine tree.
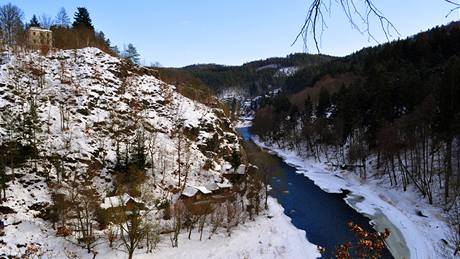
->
[439,55,460,203]
[132,129,146,170]
[111,45,120,55]
[123,43,140,64]
[316,87,331,118]
[230,148,241,170]
[72,7,94,30]
[304,95,313,120]
[29,15,40,27]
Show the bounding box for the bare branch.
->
[294,0,410,52]
[444,0,460,17]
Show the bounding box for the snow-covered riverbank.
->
[96,198,320,259]
[251,134,453,259]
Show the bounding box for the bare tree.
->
[208,204,225,239]
[55,7,70,28]
[39,13,53,29]
[144,222,160,253]
[147,131,158,182]
[73,186,99,254]
[106,224,117,248]
[295,0,460,51]
[170,200,186,247]
[224,199,242,236]
[0,3,24,45]
[447,200,460,256]
[116,203,150,259]
[172,112,189,188]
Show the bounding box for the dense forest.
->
[252,21,460,211]
[179,53,333,96]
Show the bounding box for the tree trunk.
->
[445,137,453,204]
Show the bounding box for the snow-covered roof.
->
[100,193,141,209]
[182,184,221,198]
[191,185,212,195]
[205,182,219,192]
[222,163,246,175]
[236,164,246,175]
[28,27,52,33]
[217,182,233,188]
[182,186,199,197]
[222,163,233,172]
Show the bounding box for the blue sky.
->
[7,0,460,67]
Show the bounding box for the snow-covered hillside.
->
[0,48,319,258]
[0,47,242,201]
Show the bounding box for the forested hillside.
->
[179,53,333,96]
[252,21,460,233]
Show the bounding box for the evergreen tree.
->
[72,7,94,30]
[316,87,331,118]
[111,45,120,55]
[132,130,146,170]
[123,43,140,64]
[439,55,460,203]
[230,148,241,170]
[29,15,40,27]
[304,95,313,120]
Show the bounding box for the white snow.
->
[97,198,320,259]
[0,48,319,259]
[275,66,300,77]
[252,135,454,259]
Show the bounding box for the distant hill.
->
[177,53,334,96]
[286,21,460,108]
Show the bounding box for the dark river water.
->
[238,127,393,258]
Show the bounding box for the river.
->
[238,126,395,258]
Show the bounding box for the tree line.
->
[0,3,141,64]
[180,53,332,96]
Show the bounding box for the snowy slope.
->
[0,48,320,258]
[0,48,237,188]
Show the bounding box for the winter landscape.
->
[0,1,460,259]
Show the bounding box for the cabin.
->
[100,193,147,211]
[27,27,52,49]
[222,163,250,182]
[181,181,234,204]
[181,185,212,201]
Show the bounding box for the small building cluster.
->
[181,182,233,200]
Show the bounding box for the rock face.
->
[0,47,241,255]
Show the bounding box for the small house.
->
[181,185,212,201]
[100,193,146,211]
[27,27,52,49]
